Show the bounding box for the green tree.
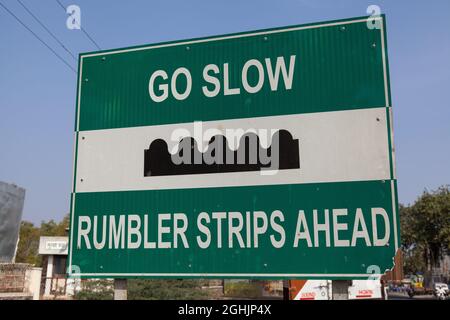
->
[15,221,40,265]
[400,185,450,275]
[40,214,70,236]
[15,214,70,266]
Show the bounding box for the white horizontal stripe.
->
[75,107,390,193]
[70,273,380,278]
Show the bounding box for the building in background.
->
[38,236,80,299]
[0,181,42,300]
[0,263,41,300]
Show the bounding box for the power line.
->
[55,0,101,50]
[16,0,77,61]
[0,1,77,73]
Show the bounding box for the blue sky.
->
[0,0,449,224]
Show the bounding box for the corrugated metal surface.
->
[69,16,399,279]
[77,17,386,131]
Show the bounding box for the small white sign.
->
[39,237,68,255]
[45,241,67,251]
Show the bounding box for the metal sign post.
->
[113,279,127,300]
[332,280,351,300]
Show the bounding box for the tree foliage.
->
[15,214,70,266]
[73,280,114,300]
[14,221,41,265]
[128,279,208,300]
[400,185,450,274]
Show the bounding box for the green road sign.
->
[68,15,399,279]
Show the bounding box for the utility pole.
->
[332,280,350,300]
[114,279,128,300]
